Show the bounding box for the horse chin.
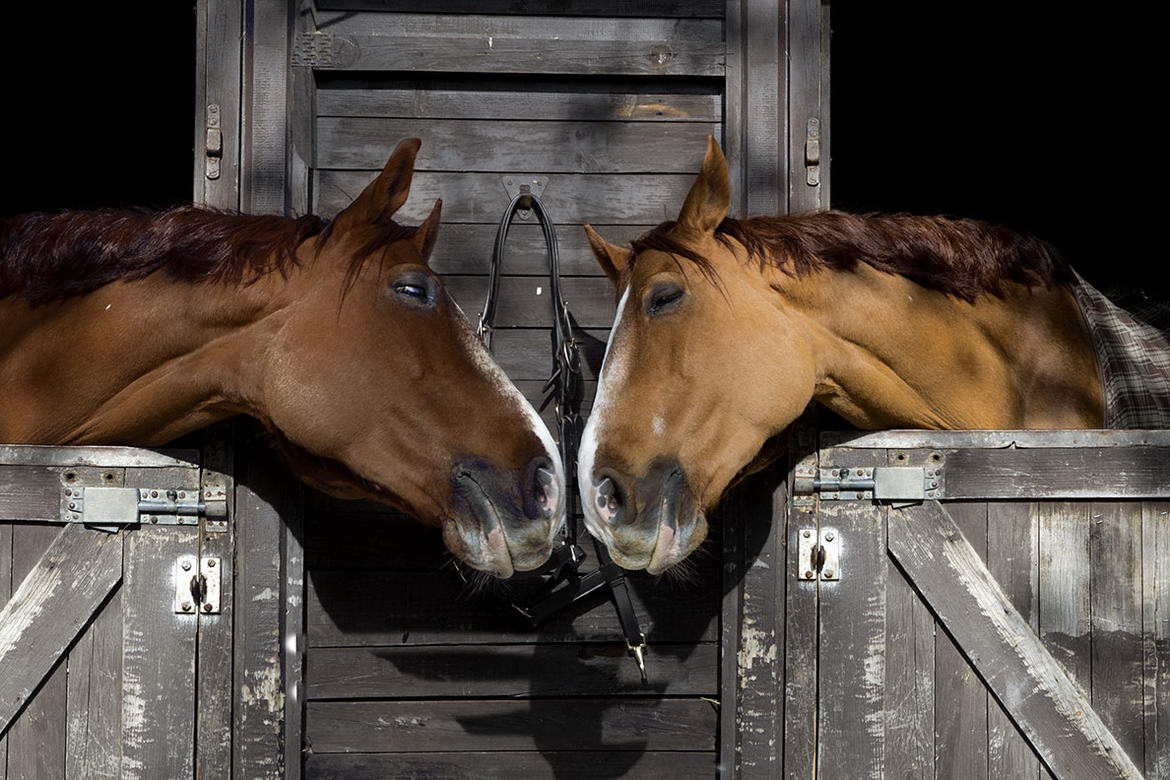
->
[444,477,517,579]
[646,511,707,575]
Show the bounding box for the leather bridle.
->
[473,186,648,682]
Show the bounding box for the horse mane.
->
[630,210,1075,303]
[0,205,417,306]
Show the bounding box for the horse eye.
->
[393,283,428,300]
[648,286,685,315]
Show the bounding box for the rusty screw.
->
[802,530,811,538]
[206,559,216,567]
[181,602,193,612]
[202,603,213,613]
[823,569,834,578]
[804,570,815,579]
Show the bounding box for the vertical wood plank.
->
[932,500,989,780]
[283,504,305,780]
[1143,501,1170,779]
[817,448,886,778]
[0,522,11,780]
[241,0,290,215]
[787,0,827,214]
[287,0,314,218]
[196,0,244,211]
[884,556,934,780]
[65,468,126,780]
[197,424,236,780]
[121,467,200,780]
[7,524,69,780]
[986,501,1041,778]
[718,477,743,778]
[783,423,818,779]
[234,438,295,779]
[1090,501,1145,768]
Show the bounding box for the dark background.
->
[1,3,1161,295]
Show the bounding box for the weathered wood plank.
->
[0,446,198,469]
[449,275,615,328]
[307,566,720,646]
[315,171,696,224]
[824,430,1170,450]
[306,699,717,752]
[0,525,121,740]
[1090,501,1146,768]
[64,468,126,780]
[943,448,1170,499]
[884,559,933,779]
[986,501,1041,778]
[317,82,721,122]
[6,524,72,779]
[430,223,645,277]
[194,0,243,211]
[889,501,1143,780]
[240,0,289,215]
[313,14,725,77]
[1038,502,1092,688]
[120,467,199,780]
[304,750,718,779]
[0,466,68,522]
[0,522,10,780]
[787,0,827,214]
[817,448,886,778]
[1143,501,1170,779]
[318,117,717,173]
[306,642,717,699]
[196,423,235,780]
[932,500,989,780]
[313,0,725,16]
[491,328,608,381]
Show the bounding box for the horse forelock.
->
[627,211,1075,303]
[0,205,418,306]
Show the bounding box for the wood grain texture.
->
[0,466,65,522]
[1090,501,1146,768]
[305,698,718,752]
[313,13,724,77]
[889,501,1142,780]
[1143,501,1170,779]
[194,0,243,211]
[240,0,289,215]
[1038,502,1092,689]
[306,642,717,699]
[932,500,989,779]
[318,82,721,122]
[429,223,645,277]
[315,171,696,224]
[446,276,616,328]
[318,117,716,172]
[884,558,933,779]
[120,467,199,780]
[944,448,1170,499]
[312,0,725,16]
[303,750,718,779]
[0,522,10,780]
[0,525,121,740]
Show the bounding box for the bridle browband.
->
[473,186,648,682]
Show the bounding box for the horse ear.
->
[584,224,631,285]
[411,199,442,263]
[338,137,422,226]
[676,135,730,236]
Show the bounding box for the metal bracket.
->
[797,527,840,582]
[501,176,549,220]
[61,487,228,532]
[205,104,222,180]
[804,117,821,187]
[793,466,944,503]
[174,556,221,615]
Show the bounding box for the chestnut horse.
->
[579,136,1169,574]
[0,138,563,578]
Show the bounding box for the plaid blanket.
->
[1072,275,1170,428]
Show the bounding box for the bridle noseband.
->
[473,185,648,683]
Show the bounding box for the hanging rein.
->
[472,185,648,682]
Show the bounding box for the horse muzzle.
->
[582,458,706,574]
[445,456,564,578]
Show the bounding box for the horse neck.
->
[778,261,1103,429]
[0,274,280,445]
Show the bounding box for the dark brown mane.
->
[629,210,1074,303]
[0,205,416,306]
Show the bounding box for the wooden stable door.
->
[780,430,1169,779]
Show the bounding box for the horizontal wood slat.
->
[311,14,724,77]
[942,448,1170,499]
[315,171,695,224]
[306,642,718,698]
[447,276,615,328]
[318,82,721,122]
[306,698,718,752]
[304,751,717,779]
[318,117,716,172]
[0,467,65,522]
[429,223,643,277]
[312,0,725,17]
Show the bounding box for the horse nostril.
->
[597,476,626,525]
[531,464,559,518]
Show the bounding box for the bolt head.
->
[202,603,213,613]
[802,530,811,538]
[206,559,216,567]
[151,490,159,498]
[823,569,834,578]
[804,570,815,579]
[181,602,193,612]
[825,532,835,541]
[68,502,76,510]
[181,560,192,571]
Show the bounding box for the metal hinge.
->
[205,104,222,180]
[793,466,944,503]
[60,487,228,533]
[804,117,821,187]
[174,556,221,615]
[797,527,840,581]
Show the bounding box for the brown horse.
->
[0,138,563,578]
[577,136,1170,574]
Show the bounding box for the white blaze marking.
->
[579,286,631,542]
[652,415,665,436]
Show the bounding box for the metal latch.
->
[205,104,222,180]
[805,117,821,186]
[62,487,228,532]
[501,175,548,220]
[797,527,840,581]
[174,556,221,615]
[793,466,944,502]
